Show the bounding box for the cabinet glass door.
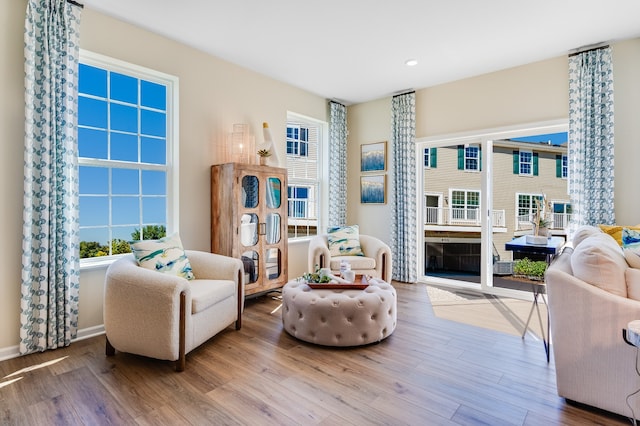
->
[242,175,259,208]
[266,177,281,209]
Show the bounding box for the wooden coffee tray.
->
[307,274,369,290]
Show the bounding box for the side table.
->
[505,236,564,363]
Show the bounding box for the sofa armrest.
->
[359,235,392,281]
[308,235,331,271]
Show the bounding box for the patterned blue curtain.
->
[328,101,347,227]
[22,0,83,354]
[568,47,615,228]
[391,92,417,282]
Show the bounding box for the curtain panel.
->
[568,47,615,229]
[391,92,417,283]
[22,0,83,354]
[328,101,347,228]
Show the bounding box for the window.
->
[517,193,544,227]
[423,147,437,168]
[286,125,309,156]
[286,113,327,239]
[465,146,479,171]
[519,150,533,175]
[78,51,178,262]
[562,154,568,178]
[288,185,309,218]
[450,189,480,222]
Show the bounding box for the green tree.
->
[111,238,132,255]
[79,241,109,259]
[131,225,166,241]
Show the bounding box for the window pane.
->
[78,97,107,128]
[142,170,166,195]
[141,80,166,110]
[112,226,137,243]
[110,103,138,133]
[80,196,108,226]
[80,227,108,247]
[141,109,166,137]
[112,197,139,225]
[80,166,108,194]
[112,169,139,195]
[141,137,166,164]
[110,72,138,104]
[143,197,166,223]
[110,132,138,162]
[79,64,107,97]
[79,128,108,159]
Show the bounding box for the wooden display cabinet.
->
[211,163,288,296]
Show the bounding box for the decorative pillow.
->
[598,224,640,246]
[623,227,640,250]
[571,232,627,298]
[624,249,640,269]
[327,225,364,257]
[130,233,195,280]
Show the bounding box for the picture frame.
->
[361,141,387,172]
[360,175,386,204]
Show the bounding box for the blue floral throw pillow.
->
[130,233,195,280]
[327,225,364,257]
[623,227,640,250]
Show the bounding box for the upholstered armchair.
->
[104,250,244,371]
[308,234,392,282]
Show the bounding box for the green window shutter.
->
[479,148,482,171]
[457,145,464,170]
[513,151,519,174]
[556,154,562,178]
[533,152,539,176]
[430,148,437,168]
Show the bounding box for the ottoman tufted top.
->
[281,278,397,346]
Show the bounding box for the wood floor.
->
[0,282,630,425]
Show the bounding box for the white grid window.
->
[78,51,178,262]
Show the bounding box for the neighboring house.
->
[423,139,570,274]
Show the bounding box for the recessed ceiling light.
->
[405,59,418,67]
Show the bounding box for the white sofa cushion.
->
[572,225,602,248]
[625,268,640,301]
[571,232,627,298]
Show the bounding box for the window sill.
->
[80,254,129,271]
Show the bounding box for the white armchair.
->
[308,234,392,282]
[104,250,244,371]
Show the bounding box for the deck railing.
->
[424,207,506,227]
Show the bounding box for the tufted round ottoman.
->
[281,278,397,346]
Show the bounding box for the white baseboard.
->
[0,325,105,362]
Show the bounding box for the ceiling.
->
[82,0,640,105]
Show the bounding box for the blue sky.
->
[78,63,168,245]
[511,132,568,146]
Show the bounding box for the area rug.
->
[426,285,547,339]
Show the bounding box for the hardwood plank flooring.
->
[0,282,630,425]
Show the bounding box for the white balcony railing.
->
[424,207,506,227]
[516,213,572,231]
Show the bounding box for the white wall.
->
[347,41,640,245]
[0,2,327,352]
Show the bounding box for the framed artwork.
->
[360,175,386,204]
[361,141,387,172]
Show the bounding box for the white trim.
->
[0,326,106,362]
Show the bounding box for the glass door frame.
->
[415,119,568,299]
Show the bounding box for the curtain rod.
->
[67,0,84,8]
[392,90,415,98]
[568,43,609,57]
[329,99,345,107]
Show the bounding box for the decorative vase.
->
[259,156,267,166]
[260,122,280,167]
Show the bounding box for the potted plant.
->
[526,194,552,245]
[257,149,271,165]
